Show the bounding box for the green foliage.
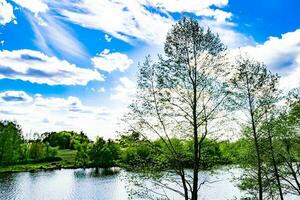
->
[121,140,158,170]
[219,139,252,165]
[42,131,90,149]
[0,121,23,165]
[75,142,89,167]
[0,121,60,166]
[89,137,120,169]
[27,142,58,161]
[119,132,234,171]
[29,142,44,160]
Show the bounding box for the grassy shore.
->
[0,150,78,173]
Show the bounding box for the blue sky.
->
[0,0,299,139]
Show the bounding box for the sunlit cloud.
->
[238,29,300,91]
[0,0,15,25]
[0,49,103,85]
[92,49,133,72]
[110,77,136,104]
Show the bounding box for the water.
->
[0,168,128,200]
[0,167,296,200]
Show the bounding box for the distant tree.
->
[120,132,159,169]
[0,121,23,164]
[89,137,105,173]
[44,142,58,160]
[29,142,44,160]
[75,142,90,168]
[89,137,120,172]
[118,131,141,148]
[42,131,90,149]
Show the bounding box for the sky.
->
[0,0,299,140]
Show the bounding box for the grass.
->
[57,149,77,166]
[0,149,78,173]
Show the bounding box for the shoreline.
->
[0,162,82,173]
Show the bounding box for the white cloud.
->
[11,0,48,26]
[279,64,300,91]
[0,0,15,25]
[0,49,104,85]
[12,0,48,14]
[148,0,228,11]
[238,29,300,91]
[59,0,173,45]
[0,91,121,139]
[200,19,255,48]
[56,0,232,45]
[111,77,136,104]
[148,0,230,22]
[3,0,251,49]
[104,34,112,42]
[91,87,105,93]
[98,87,105,93]
[92,49,133,72]
[0,91,32,104]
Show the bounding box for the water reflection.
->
[74,168,120,178]
[0,167,298,200]
[0,173,17,200]
[0,168,128,200]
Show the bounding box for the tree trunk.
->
[95,167,99,174]
[192,75,199,200]
[253,129,263,200]
[267,124,284,200]
[180,170,189,200]
[247,86,263,200]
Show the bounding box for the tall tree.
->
[126,17,230,200]
[231,56,280,200]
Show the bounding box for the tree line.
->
[0,103,299,199]
[0,124,259,170]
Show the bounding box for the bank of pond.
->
[0,124,265,172]
[0,123,299,174]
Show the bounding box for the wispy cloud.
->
[27,12,89,60]
[4,0,88,60]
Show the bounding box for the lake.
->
[0,167,297,200]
